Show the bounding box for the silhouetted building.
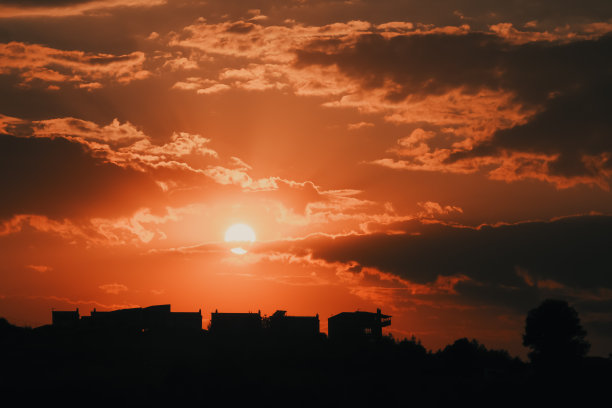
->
[143,304,172,330]
[209,310,262,337]
[53,305,201,332]
[90,307,143,331]
[171,311,203,330]
[52,308,80,329]
[328,309,391,341]
[269,310,320,339]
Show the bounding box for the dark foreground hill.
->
[1,318,610,407]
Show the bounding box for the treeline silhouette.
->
[1,300,610,407]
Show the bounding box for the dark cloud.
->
[297,32,612,181]
[0,134,163,220]
[451,280,540,311]
[258,215,612,345]
[449,81,612,178]
[265,215,612,290]
[259,0,612,28]
[297,32,506,99]
[174,0,612,28]
[0,0,92,6]
[1,1,608,51]
[297,32,611,106]
[225,21,256,34]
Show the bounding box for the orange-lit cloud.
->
[161,18,612,189]
[0,0,166,18]
[251,215,612,324]
[26,264,53,273]
[0,214,88,239]
[347,121,374,130]
[98,283,128,295]
[0,42,150,89]
[293,30,612,188]
[0,208,189,246]
[489,20,612,44]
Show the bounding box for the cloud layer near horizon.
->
[254,215,612,350]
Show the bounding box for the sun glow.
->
[224,223,256,254]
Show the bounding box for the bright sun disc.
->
[224,223,256,254]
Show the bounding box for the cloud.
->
[4,112,391,236]
[90,206,189,244]
[417,201,463,217]
[446,81,612,189]
[255,179,422,234]
[257,215,612,311]
[162,55,199,71]
[26,264,52,273]
[248,215,612,352]
[170,19,612,189]
[0,42,150,89]
[0,0,165,18]
[172,77,231,94]
[1,114,221,191]
[2,112,405,242]
[165,20,366,97]
[170,19,372,62]
[294,30,612,188]
[347,121,374,130]
[281,1,612,29]
[0,205,193,245]
[0,214,87,239]
[24,294,138,311]
[98,283,128,295]
[0,132,163,220]
[296,30,610,107]
[488,22,612,44]
[32,117,148,144]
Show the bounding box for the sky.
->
[1,0,611,358]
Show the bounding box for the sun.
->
[224,223,256,254]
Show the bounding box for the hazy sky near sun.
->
[1,0,611,357]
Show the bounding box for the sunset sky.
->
[1,0,611,357]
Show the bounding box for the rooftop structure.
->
[209,310,262,337]
[52,305,202,332]
[328,309,391,342]
[51,308,80,329]
[269,310,320,339]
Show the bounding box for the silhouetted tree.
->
[397,335,429,364]
[523,299,590,366]
[437,338,517,373]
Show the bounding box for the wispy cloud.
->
[98,283,128,295]
[0,42,150,89]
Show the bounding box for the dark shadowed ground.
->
[1,318,610,407]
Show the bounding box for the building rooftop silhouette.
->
[50,305,390,341]
[269,310,320,338]
[209,310,262,337]
[53,304,202,332]
[52,308,80,329]
[328,309,391,341]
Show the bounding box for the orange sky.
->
[1,0,612,358]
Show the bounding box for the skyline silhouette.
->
[1,298,610,407]
[6,298,610,359]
